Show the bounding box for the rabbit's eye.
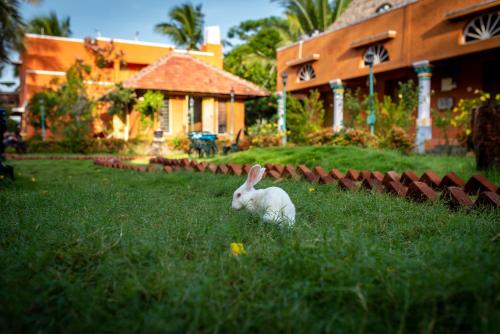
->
[237,193,241,198]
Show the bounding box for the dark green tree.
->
[154,2,204,50]
[27,11,72,37]
[224,17,297,124]
[102,83,136,141]
[27,89,58,134]
[55,59,94,140]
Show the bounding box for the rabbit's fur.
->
[232,164,296,225]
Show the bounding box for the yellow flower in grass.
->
[309,187,316,193]
[0,175,4,180]
[31,177,36,183]
[230,243,245,257]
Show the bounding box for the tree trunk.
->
[472,105,500,170]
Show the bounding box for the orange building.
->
[18,26,266,140]
[276,0,500,152]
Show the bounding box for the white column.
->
[329,79,344,132]
[276,92,284,135]
[413,60,433,153]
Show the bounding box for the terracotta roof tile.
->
[124,52,268,97]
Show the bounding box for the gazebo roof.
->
[123,52,268,98]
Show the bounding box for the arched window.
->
[375,3,392,14]
[298,63,316,82]
[463,13,500,43]
[364,44,389,65]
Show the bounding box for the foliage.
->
[168,135,190,153]
[0,0,25,63]
[344,80,418,137]
[24,138,133,154]
[26,60,95,139]
[103,83,136,118]
[331,128,379,148]
[306,128,334,145]
[272,0,350,37]
[287,90,325,144]
[343,87,367,129]
[451,90,500,147]
[380,126,415,155]
[83,37,126,69]
[54,59,95,140]
[224,17,298,92]
[27,11,71,36]
[2,159,498,332]
[432,107,455,153]
[136,90,164,118]
[154,2,204,50]
[27,90,58,132]
[247,119,281,147]
[244,96,277,126]
[376,80,418,137]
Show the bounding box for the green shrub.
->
[380,126,415,154]
[25,138,132,154]
[331,128,379,148]
[247,119,281,147]
[287,90,325,144]
[306,128,334,145]
[167,135,190,152]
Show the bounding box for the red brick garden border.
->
[10,154,499,211]
[101,156,498,211]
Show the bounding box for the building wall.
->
[277,0,500,146]
[277,0,500,91]
[19,34,224,138]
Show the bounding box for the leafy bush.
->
[25,138,132,154]
[331,128,379,148]
[136,90,164,119]
[344,87,368,129]
[343,80,418,136]
[168,135,190,152]
[287,90,325,144]
[380,126,414,154]
[306,128,334,145]
[452,90,500,147]
[247,119,281,147]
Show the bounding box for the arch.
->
[364,44,389,65]
[463,13,500,43]
[297,63,316,82]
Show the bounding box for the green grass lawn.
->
[206,146,500,184]
[1,160,499,333]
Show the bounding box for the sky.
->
[1,0,284,89]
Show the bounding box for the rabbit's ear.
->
[246,164,264,189]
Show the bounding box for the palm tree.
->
[272,0,349,37]
[27,11,72,37]
[0,0,25,63]
[154,2,204,50]
[0,0,41,64]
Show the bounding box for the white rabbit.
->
[231,164,296,225]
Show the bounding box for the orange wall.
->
[277,0,500,92]
[20,34,224,105]
[19,34,224,138]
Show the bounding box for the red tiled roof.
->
[124,52,268,97]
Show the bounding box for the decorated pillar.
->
[413,60,433,153]
[329,79,344,132]
[276,92,284,137]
